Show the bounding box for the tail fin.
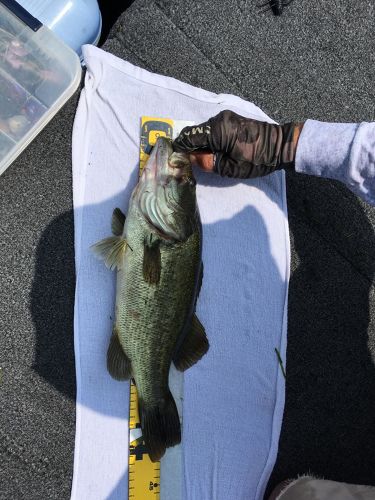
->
[138,391,181,462]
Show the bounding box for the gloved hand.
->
[173,110,305,178]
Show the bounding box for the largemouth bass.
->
[92,137,208,462]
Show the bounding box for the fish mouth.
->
[133,137,198,241]
[168,152,195,183]
[143,137,194,184]
[144,137,172,177]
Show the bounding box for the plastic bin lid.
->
[0,0,81,176]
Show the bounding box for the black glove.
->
[173,110,304,178]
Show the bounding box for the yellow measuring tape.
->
[139,117,174,171]
[128,383,160,499]
[128,117,175,500]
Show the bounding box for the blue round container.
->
[16,0,102,58]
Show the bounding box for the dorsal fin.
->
[111,208,126,236]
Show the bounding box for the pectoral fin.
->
[143,239,161,284]
[111,208,126,236]
[91,236,130,271]
[107,328,132,380]
[173,315,209,371]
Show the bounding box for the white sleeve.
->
[295,119,375,205]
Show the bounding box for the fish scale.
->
[92,117,209,498]
[116,207,200,404]
[105,135,203,464]
[91,127,207,461]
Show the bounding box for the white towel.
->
[71,44,290,500]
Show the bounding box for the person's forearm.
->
[295,119,375,205]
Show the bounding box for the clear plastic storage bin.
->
[0,0,81,176]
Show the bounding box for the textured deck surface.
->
[1,0,375,497]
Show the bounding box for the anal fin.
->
[196,262,203,299]
[173,314,209,371]
[107,328,132,380]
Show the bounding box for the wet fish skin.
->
[92,137,208,461]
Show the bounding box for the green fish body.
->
[92,137,208,461]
